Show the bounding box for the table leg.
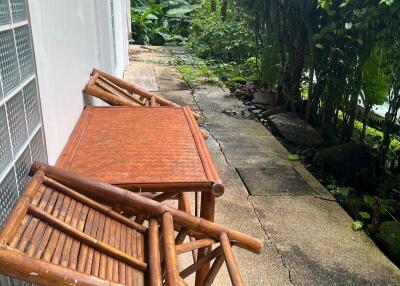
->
[195,191,215,286]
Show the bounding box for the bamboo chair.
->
[0,162,263,286]
[83,68,200,120]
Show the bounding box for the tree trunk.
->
[361,107,370,140]
[221,0,228,20]
[305,47,316,123]
[211,0,217,12]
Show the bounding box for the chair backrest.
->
[83,68,200,120]
[0,162,263,286]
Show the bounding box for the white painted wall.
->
[28,0,130,164]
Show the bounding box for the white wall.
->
[28,0,130,164]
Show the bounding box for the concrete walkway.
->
[125,45,400,285]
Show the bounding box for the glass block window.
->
[0,105,12,172]
[23,79,40,133]
[0,0,46,233]
[0,0,11,25]
[30,127,45,162]
[15,25,34,81]
[15,144,31,193]
[10,0,26,22]
[6,91,28,153]
[0,168,18,227]
[0,29,21,95]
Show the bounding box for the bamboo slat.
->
[28,205,147,271]
[162,212,180,286]
[220,233,244,286]
[175,239,216,255]
[202,254,225,286]
[149,218,162,286]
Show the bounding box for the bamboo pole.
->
[0,249,122,286]
[149,218,162,286]
[182,106,224,197]
[175,227,189,245]
[30,163,263,254]
[162,212,180,286]
[180,246,223,279]
[97,74,144,105]
[175,239,215,255]
[84,85,138,107]
[28,205,147,271]
[202,254,225,286]
[44,177,146,233]
[220,232,244,286]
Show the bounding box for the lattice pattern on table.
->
[22,79,40,133]
[0,0,11,25]
[15,25,33,81]
[10,0,26,22]
[15,144,31,193]
[0,105,12,174]
[30,128,46,163]
[6,91,28,154]
[0,29,20,95]
[0,168,18,228]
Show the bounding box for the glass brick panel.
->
[15,25,33,81]
[0,0,11,25]
[30,128,46,163]
[6,91,28,153]
[10,0,26,22]
[0,105,12,174]
[15,144,30,193]
[0,168,18,228]
[0,29,20,95]
[22,79,40,133]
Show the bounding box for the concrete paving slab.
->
[153,66,189,91]
[124,62,158,91]
[250,195,400,285]
[237,163,317,196]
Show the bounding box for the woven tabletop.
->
[57,106,221,191]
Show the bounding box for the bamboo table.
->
[56,106,224,285]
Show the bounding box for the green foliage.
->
[361,47,390,112]
[187,1,258,64]
[131,0,200,45]
[352,220,364,231]
[375,221,400,265]
[288,154,300,161]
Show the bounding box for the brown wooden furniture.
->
[83,68,200,120]
[0,163,263,286]
[57,106,219,284]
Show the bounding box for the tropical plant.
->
[360,47,390,139]
[131,0,200,45]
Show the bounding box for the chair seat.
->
[1,177,146,286]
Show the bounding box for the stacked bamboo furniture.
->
[0,162,263,286]
[84,68,200,120]
[56,105,220,284]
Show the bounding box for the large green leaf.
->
[166,5,200,17]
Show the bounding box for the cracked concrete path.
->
[125,45,400,285]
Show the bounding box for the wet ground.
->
[125,45,400,285]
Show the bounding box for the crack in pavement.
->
[190,90,231,166]
[236,168,294,285]
[189,87,294,285]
